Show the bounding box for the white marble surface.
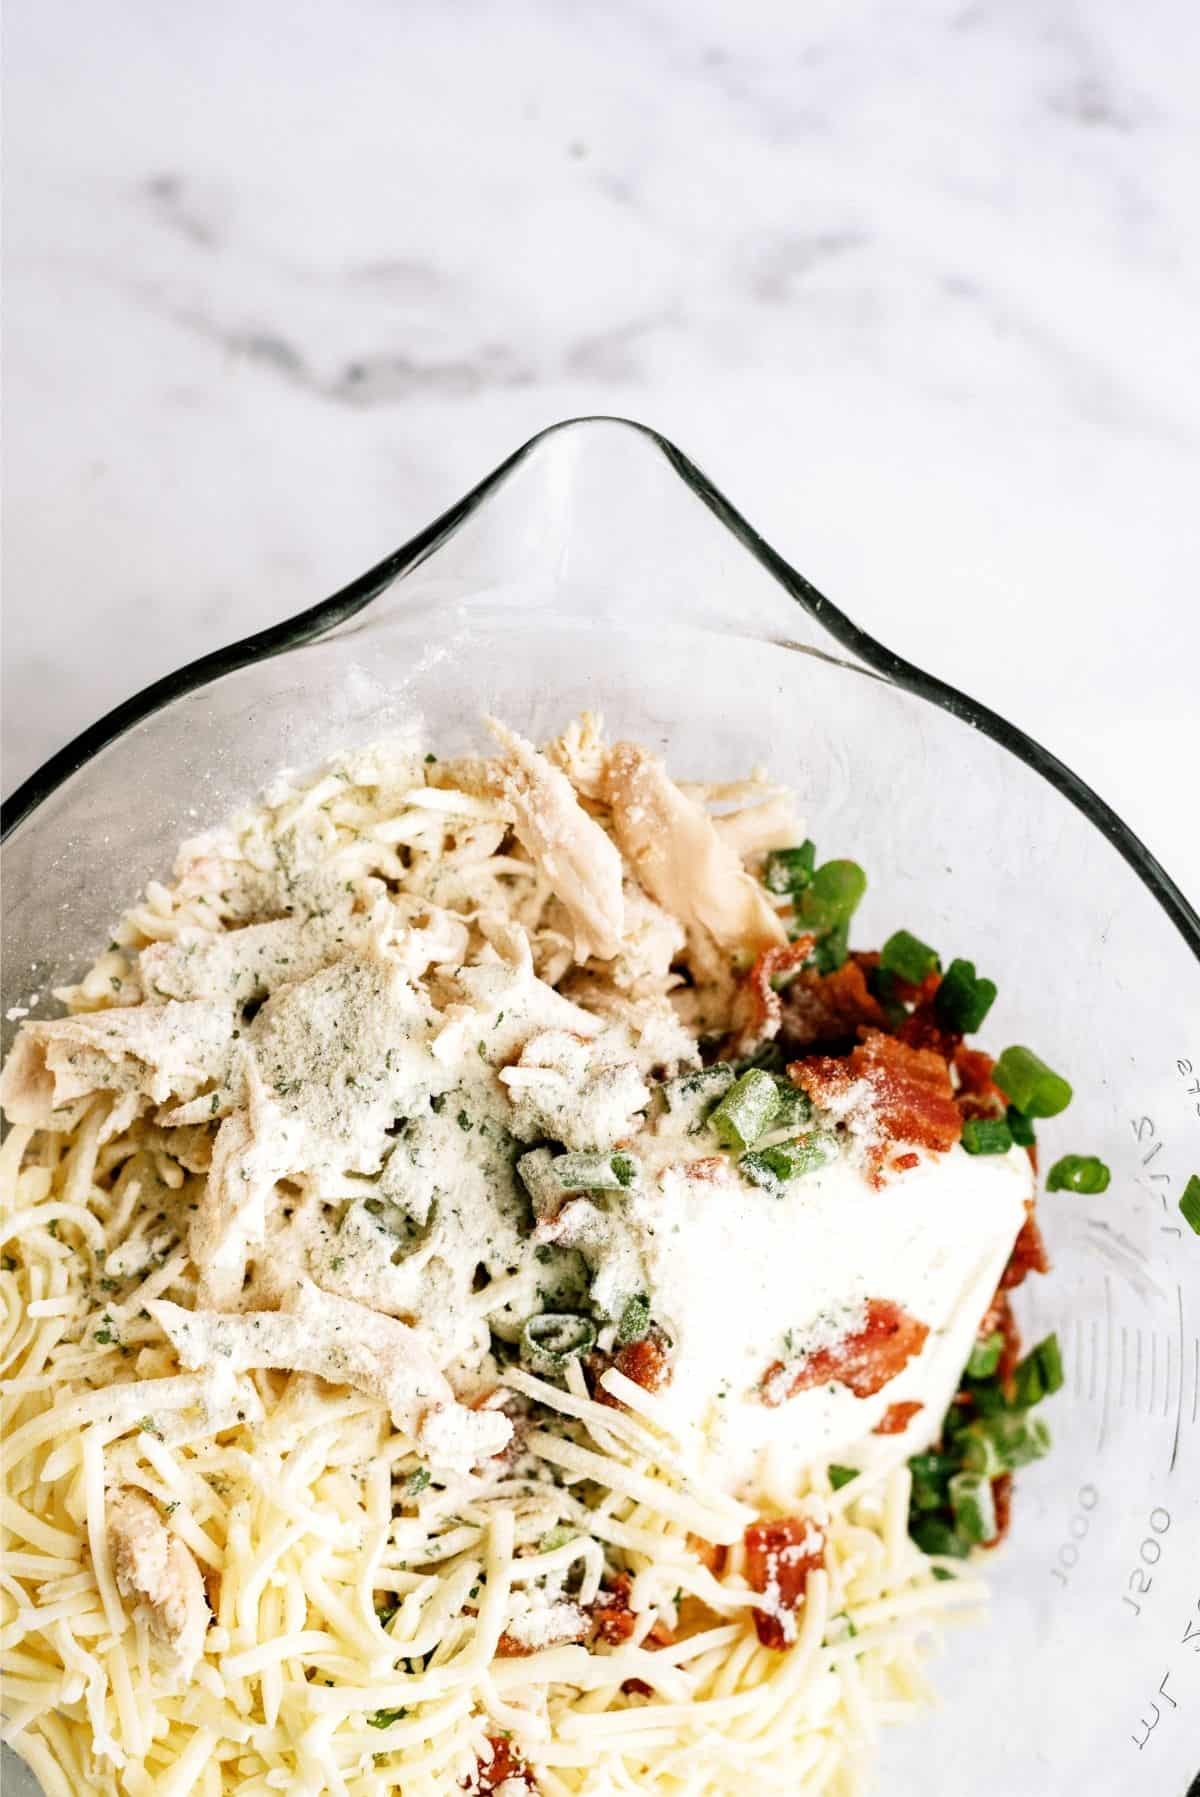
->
[4,0,1197,900]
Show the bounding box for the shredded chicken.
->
[147,1280,512,1472]
[106,1487,208,1674]
[602,742,787,957]
[487,719,625,960]
[0,1000,236,1125]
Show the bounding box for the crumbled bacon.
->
[688,1533,727,1576]
[991,1473,1014,1544]
[726,938,816,1056]
[790,1029,961,1180]
[892,1151,920,1173]
[1001,1208,1050,1290]
[873,1399,924,1435]
[743,1516,824,1650]
[777,958,884,1052]
[953,1045,1007,1121]
[893,971,959,1058]
[760,1298,930,1406]
[496,1601,588,1657]
[467,1736,535,1792]
[590,1326,673,1409]
[590,1573,638,1646]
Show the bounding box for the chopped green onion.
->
[961,1117,1014,1155]
[661,1063,735,1130]
[967,1332,1004,1380]
[812,918,850,973]
[1181,1174,1200,1236]
[828,1464,858,1491]
[949,1470,997,1546]
[520,1313,598,1376]
[366,1707,408,1728]
[907,1451,956,1511]
[616,1294,651,1346]
[797,860,867,934]
[1012,1332,1064,1407]
[1046,1154,1110,1194]
[770,1076,812,1129]
[539,1524,576,1553]
[880,930,941,984]
[961,1410,1051,1473]
[405,1466,431,1497]
[909,1517,969,1559]
[992,1046,1072,1119]
[551,1150,640,1192]
[708,1068,781,1150]
[1006,1106,1036,1148]
[763,842,816,896]
[740,1132,836,1194]
[933,958,997,1034]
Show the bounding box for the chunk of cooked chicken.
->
[106,1487,208,1674]
[487,720,625,961]
[148,1279,512,1472]
[0,1000,236,1125]
[602,743,787,956]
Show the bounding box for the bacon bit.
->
[726,938,816,1056]
[873,1399,924,1435]
[621,1677,654,1698]
[791,1030,961,1179]
[991,1473,1014,1544]
[777,958,884,1052]
[743,1516,825,1650]
[680,1155,727,1183]
[494,1632,536,1658]
[688,1534,727,1576]
[496,1602,588,1658]
[761,1298,930,1406]
[953,1045,1007,1121]
[1001,1208,1050,1290]
[467,1737,535,1792]
[591,1573,638,1646]
[591,1327,673,1410]
[892,1151,920,1172]
[893,971,959,1058]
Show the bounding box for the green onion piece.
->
[909,1516,970,1559]
[551,1150,640,1192]
[880,930,941,984]
[709,1068,781,1150]
[405,1466,431,1497]
[907,1451,957,1511]
[661,1063,735,1131]
[828,1464,858,1491]
[616,1294,651,1346]
[539,1524,575,1553]
[366,1707,408,1728]
[1046,1154,1111,1195]
[740,1132,836,1195]
[1034,1333,1064,1395]
[962,1411,1052,1473]
[763,842,816,896]
[797,860,867,934]
[949,1470,997,1546]
[933,958,997,1034]
[770,1076,812,1129]
[520,1313,598,1376]
[961,1117,1014,1155]
[1006,1106,1036,1148]
[992,1046,1073,1119]
[967,1332,1004,1380]
[812,918,850,973]
[1181,1174,1200,1236]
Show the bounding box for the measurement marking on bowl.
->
[1097,1275,1114,1454]
[1170,1283,1186,1472]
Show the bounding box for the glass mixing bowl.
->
[3,417,1198,1797]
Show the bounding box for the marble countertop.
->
[5,0,1197,901]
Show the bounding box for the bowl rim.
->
[3,414,1197,956]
